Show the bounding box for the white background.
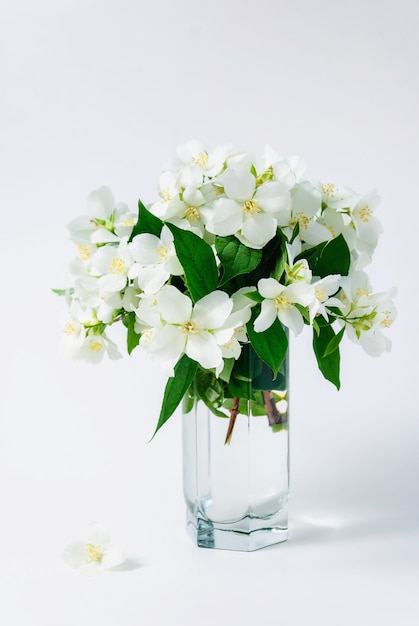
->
[1,1,418,624]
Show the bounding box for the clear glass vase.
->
[182,347,289,552]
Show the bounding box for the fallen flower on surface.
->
[63,522,125,576]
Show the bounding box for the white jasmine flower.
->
[285,258,313,284]
[67,186,137,244]
[141,286,234,371]
[272,156,306,189]
[316,207,357,250]
[211,165,291,249]
[286,181,325,244]
[150,170,181,218]
[60,309,87,358]
[91,238,134,293]
[254,277,315,335]
[345,289,397,356]
[320,182,357,210]
[164,184,216,235]
[351,190,383,255]
[174,140,230,178]
[63,522,124,576]
[78,332,122,363]
[129,225,183,294]
[309,274,342,320]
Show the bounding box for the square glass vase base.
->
[186,509,288,552]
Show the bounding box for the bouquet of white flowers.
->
[56,140,396,438]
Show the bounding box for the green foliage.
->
[129,199,163,240]
[123,312,141,355]
[297,234,350,277]
[152,355,198,438]
[52,288,73,296]
[246,309,288,376]
[166,223,218,302]
[312,322,341,389]
[215,236,262,286]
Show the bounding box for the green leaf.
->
[312,323,341,389]
[295,240,327,269]
[151,354,198,439]
[243,291,263,303]
[51,288,72,296]
[129,198,164,240]
[272,233,288,282]
[313,234,350,277]
[215,236,262,286]
[219,358,235,383]
[323,325,345,357]
[124,312,141,355]
[299,234,350,278]
[290,220,300,244]
[166,223,218,302]
[246,309,288,376]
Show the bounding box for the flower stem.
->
[224,396,240,445]
[262,391,285,426]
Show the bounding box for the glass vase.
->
[182,346,289,552]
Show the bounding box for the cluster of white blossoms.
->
[60,140,396,376]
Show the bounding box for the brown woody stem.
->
[262,391,285,426]
[224,396,240,445]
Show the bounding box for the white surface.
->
[1,1,418,624]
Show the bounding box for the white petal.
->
[63,541,87,569]
[87,186,115,219]
[183,187,205,207]
[292,181,322,218]
[137,266,169,294]
[98,274,127,293]
[102,545,125,570]
[255,181,290,213]
[241,213,277,247]
[158,286,192,324]
[258,278,283,299]
[222,167,256,201]
[192,291,233,329]
[91,228,119,244]
[212,199,243,236]
[278,306,304,335]
[253,300,277,332]
[286,282,315,307]
[186,332,223,370]
[130,234,161,264]
[146,325,185,362]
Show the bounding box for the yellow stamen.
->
[192,152,209,169]
[184,206,200,222]
[157,245,169,261]
[64,322,76,336]
[89,341,103,352]
[357,204,372,223]
[274,294,291,310]
[77,244,91,261]
[356,288,369,298]
[242,199,261,217]
[290,212,310,231]
[327,224,336,238]
[86,543,103,562]
[322,183,336,198]
[315,288,326,301]
[122,218,135,227]
[160,189,172,203]
[181,321,197,334]
[380,310,393,328]
[110,258,126,275]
